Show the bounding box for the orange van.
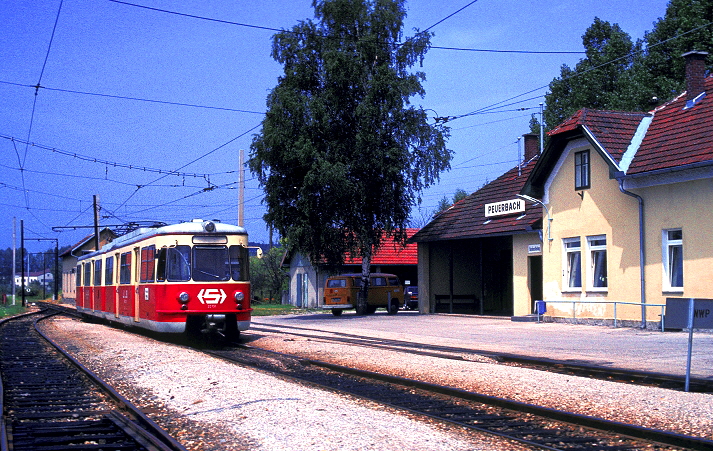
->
[323,273,404,316]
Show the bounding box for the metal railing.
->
[534,300,667,331]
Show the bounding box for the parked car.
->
[322,273,404,316]
[404,286,418,310]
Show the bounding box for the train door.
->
[114,253,120,318]
[93,259,102,312]
[83,262,92,310]
[134,247,140,322]
[104,255,115,315]
[139,245,156,322]
[118,251,133,319]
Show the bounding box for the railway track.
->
[203,343,713,451]
[249,321,713,393]
[0,310,187,451]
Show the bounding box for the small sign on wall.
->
[528,244,542,254]
[485,199,525,217]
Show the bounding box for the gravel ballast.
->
[40,316,532,451]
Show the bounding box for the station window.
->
[563,237,582,289]
[120,252,132,284]
[574,150,590,190]
[105,256,114,285]
[93,259,102,286]
[140,245,156,283]
[587,235,607,289]
[663,229,683,290]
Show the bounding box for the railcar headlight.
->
[203,220,216,232]
[178,292,190,303]
[234,291,244,302]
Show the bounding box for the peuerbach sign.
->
[485,198,525,218]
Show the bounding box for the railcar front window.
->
[192,246,230,281]
[166,246,191,282]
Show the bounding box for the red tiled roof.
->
[627,77,713,174]
[343,229,418,265]
[548,108,648,162]
[411,157,542,242]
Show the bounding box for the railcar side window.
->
[229,245,250,281]
[105,256,114,285]
[166,246,191,282]
[94,259,102,286]
[84,262,92,287]
[140,245,156,283]
[76,265,81,287]
[120,252,132,284]
[192,246,230,281]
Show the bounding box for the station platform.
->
[252,310,713,381]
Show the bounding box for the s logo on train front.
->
[75,219,253,340]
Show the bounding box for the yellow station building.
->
[414,52,713,328]
[522,51,713,327]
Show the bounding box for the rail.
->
[534,300,667,331]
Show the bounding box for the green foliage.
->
[250,246,289,303]
[434,188,468,215]
[251,303,318,316]
[544,2,713,130]
[0,304,26,318]
[545,18,638,129]
[249,0,452,271]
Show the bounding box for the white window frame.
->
[662,229,683,292]
[586,235,607,291]
[562,237,582,291]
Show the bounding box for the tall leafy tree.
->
[637,0,713,101]
[544,18,637,129]
[249,0,451,314]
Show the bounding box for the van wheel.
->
[387,300,399,315]
[331,309,343,316]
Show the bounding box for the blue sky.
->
[1,0,670,252]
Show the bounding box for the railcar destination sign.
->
[485,198,525,217]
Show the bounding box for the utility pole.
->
[20,220,25,307]
[238,149,245,228]
[12,217,16,306]
[93,195,100,251]
[539,103,545,154]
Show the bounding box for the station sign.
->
[665,298,713,329]
[484,198,525,218]
[528,244,542,254]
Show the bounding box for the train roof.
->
[78,220,247,261]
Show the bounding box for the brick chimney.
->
[683,50,708,102]
[523,133,539,161]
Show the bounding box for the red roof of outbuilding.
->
[411,157,542,242]
[343,229,418,265]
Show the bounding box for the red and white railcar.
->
[75,219,251,339]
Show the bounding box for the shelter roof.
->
[411,157,542,243]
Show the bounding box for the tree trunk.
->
[356,250,371,315]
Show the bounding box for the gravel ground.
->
[248,320,713,440]
[39,316,533,451]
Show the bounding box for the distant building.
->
[14,269,54,287]
[60,228,117,302]
[282,229,418,308]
